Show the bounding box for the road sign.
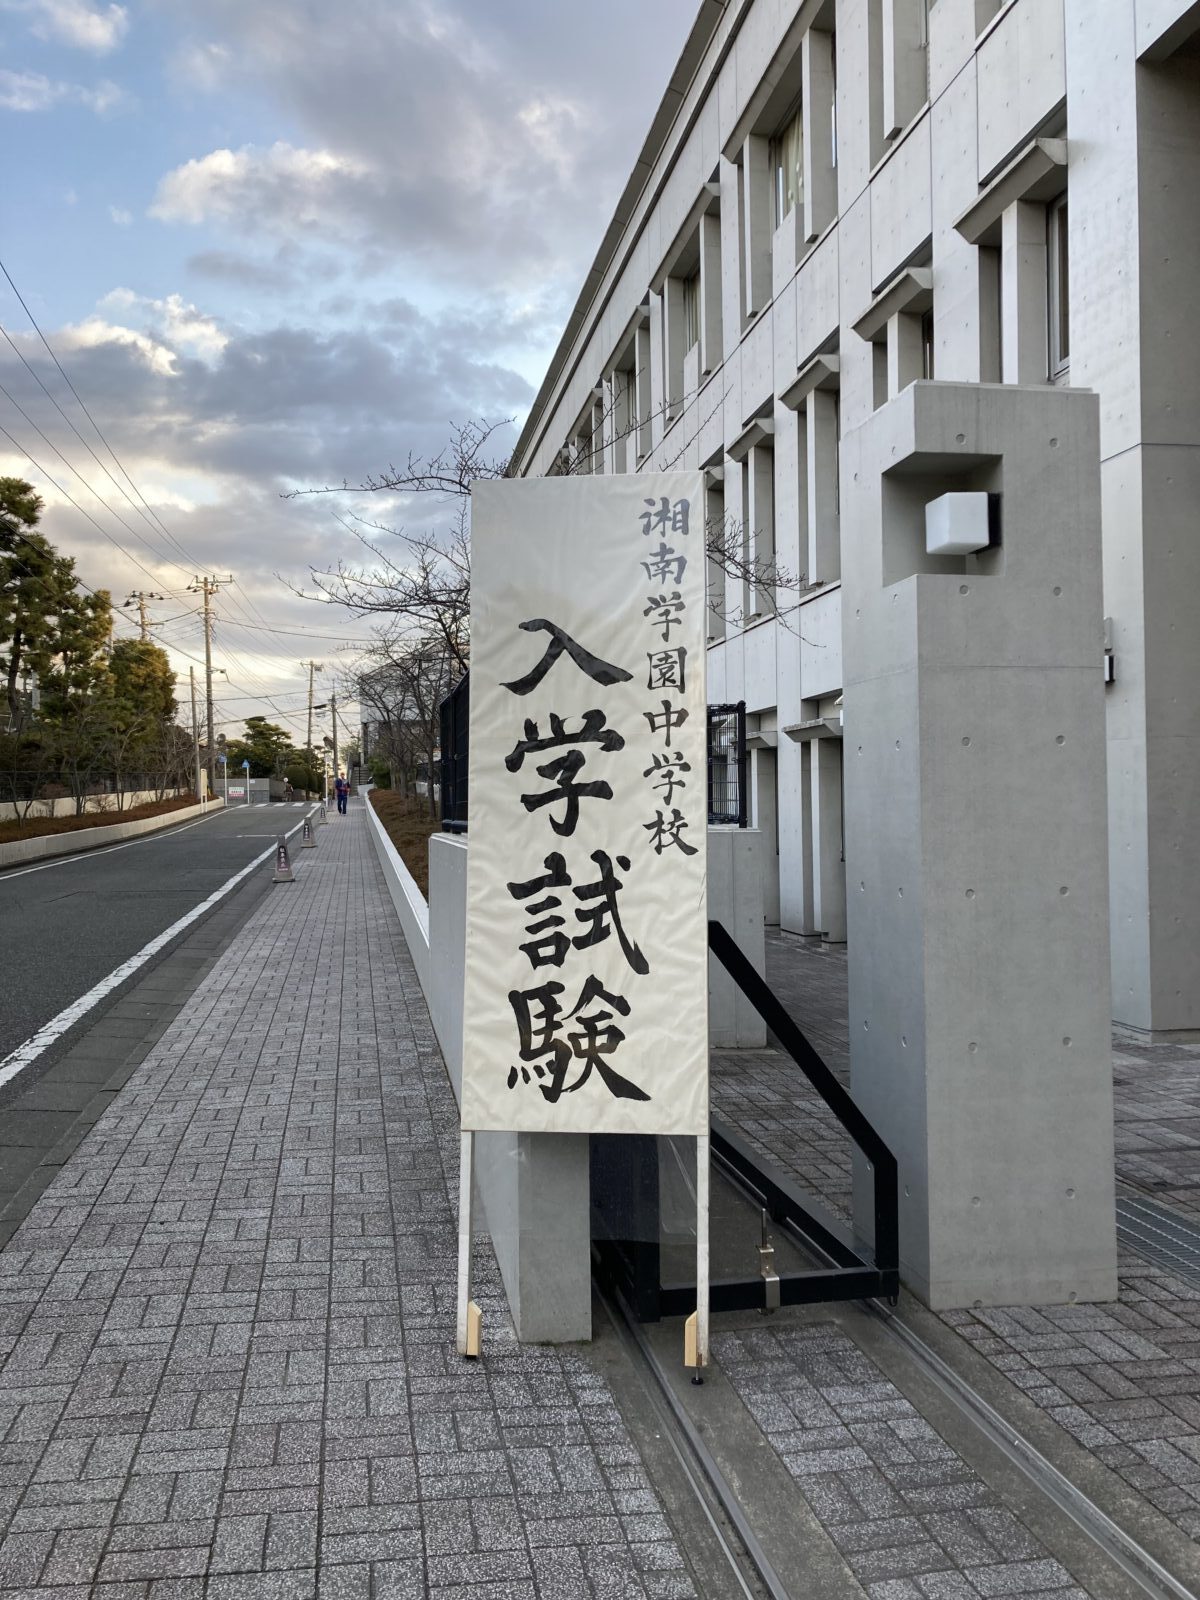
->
[218,753,227,764]
[241,759,251,770]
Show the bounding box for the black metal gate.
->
[707,701,748,826]
[439,672,469,833]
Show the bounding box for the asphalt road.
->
[0,801,314,1067]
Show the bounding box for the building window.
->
[771,105,804,227]
[921,308,935,379]
[682,269,700,354]
[1048,193,1069,379]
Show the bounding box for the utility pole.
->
[188,574,232,795]
[302,659,324,793]
[189,666,203,802]
[124,590,166,640]
[331,691,340,780]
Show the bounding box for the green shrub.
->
[284,761,318,794]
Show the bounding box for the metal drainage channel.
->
[596,1278,789,1600]
[602,1154,1200,1600]
[1116,1190,1200,1289]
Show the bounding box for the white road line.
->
[0,807,235,883]
[0,817,310,1093]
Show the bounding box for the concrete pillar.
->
[778,734,813,935]
[882,0,927,139]
[812,736,846,942]
[635,321,652,463]
[747,443,775,618]
[700,211,723,376]
[887,311,924,398]
[841,380,1116,1310]
[1135,56,1200,1031]
[1067,0,1200,1030]
[1001,200,1048,385]
[705,480,727,641]
[753,746,781,925]
[741,134,772,319]
[803,28,837,244]
[662,275,686,422]
[648,289,665,450]
[708,827,768,1047]
[807,389,841,583]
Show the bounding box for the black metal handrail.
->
[592,923,901,1320]
[705,918,900,1302]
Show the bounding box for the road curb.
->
[0,797,225,870]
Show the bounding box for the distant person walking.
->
[335,774,349,815]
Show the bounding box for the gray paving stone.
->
[0,814,699,1598]
[716,927,1200,1541]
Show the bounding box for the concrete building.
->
[509,0,1200,1305]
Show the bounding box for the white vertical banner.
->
[462,474,709,1136]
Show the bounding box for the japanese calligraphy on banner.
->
[461,474,709,1137]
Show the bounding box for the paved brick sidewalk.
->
[0,809,696,1598]
[714,927,1200,1548]
[714,1324,1084,1599]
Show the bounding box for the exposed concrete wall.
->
[708,827,769,1047]
[841,381,1117,1309]
[507,0,1200,1033]
[0,797,225,870]
[1065,0,1200,1029]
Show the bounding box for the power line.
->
[0,376,187,581]
[0,265,367,725]
[0,256,200,577]
[0,256,322,645]
[0,422,190,593]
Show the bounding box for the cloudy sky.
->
[0,0,696,745]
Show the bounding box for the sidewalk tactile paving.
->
[0,808,697,1597]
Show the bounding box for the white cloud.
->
[150,142,371,231]
[99,287,230,361]
[108,204,131,225]
[58,315,178,376]
[12,0,129,52]
[170,38,230,91]
[0,65,123,111]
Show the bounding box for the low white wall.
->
[363,797,430,996]
[0,787,190,823]
[0,796,225,870]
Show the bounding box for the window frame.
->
[681,269,701,355]
[769,101,804,229]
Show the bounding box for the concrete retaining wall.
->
[0,788,191,823]
[0,798,225,871]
